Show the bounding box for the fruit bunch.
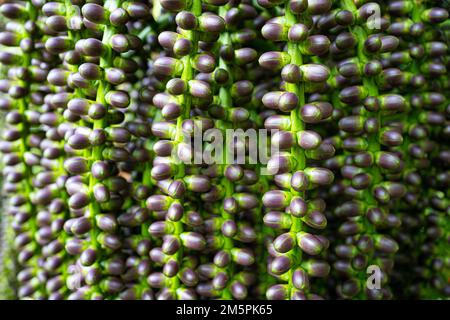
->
[0,0,448,300]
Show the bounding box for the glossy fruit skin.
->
[0,0,449,301]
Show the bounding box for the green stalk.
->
[284,4,305,298]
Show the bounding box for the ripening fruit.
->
[0,0,448,302]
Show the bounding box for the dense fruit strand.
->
[0,0,448,300]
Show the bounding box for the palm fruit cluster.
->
[0,0,448,300]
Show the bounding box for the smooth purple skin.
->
[288,23,309,43]
[166,78,186,95]
[173,38,192,56]
[166,202,184,221]
[96,214,117,233]
[266,284,288,300]
[305,167,334,185]
[175,11,197,30]
[272,130,295,150]
[192,54,216,73]
[262,91,283,110]
[224,164,244,181]
[163,259,179,277]
[270,255,291,275]
[184,175,211,193]
[291,171,309,192]
[278,92,298,112]
[300,64,330,82]
[45,36,72,54]
[148,221,172,237]
[162,235,181,255]
[281,64,302,83]
[154,57,183,76]
[231,248,254,266]
[259,51,291,70]
[67,133,90,150]
[303,211,327,229]
[197,13,225,33]
[176,288,196,300]
[339,115,364,133]
[228,281,246,300]
[188,80,212,99]
[70,217,92,235]
[379,94,406,111]
[374,235,399,254]
[180,232,206,250]
[263,211,289,229]
[221,220,237,237]
[212,272,229,290]
[0,3,27,19]
[47,68,69,86]
[234,193,258,210]
[80,248,97,266]
[146,195,172,212]
[288,0,308,13]
[338,220,363,236]
[100,233,122,251]
[267,153,294,175]
[180,268,198,287]
[234,48,257,65]
[292,268,310,290]
[153,140,174,157]
[297,130,322,150]
[264,115,292,130]
[82,3,106,24]
[301,101,333,123]
[289,197,308,218]
[303,260,330,277]
[273,232,295,253]
[122,2,150,19]
[105,90,130,108]
[423,8,449,23]
[262,23,286,41]
[376,152,402,171]
[339,86,367,105]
